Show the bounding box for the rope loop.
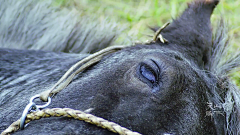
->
[20,95,51,129]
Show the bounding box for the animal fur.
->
[0,0,240,134]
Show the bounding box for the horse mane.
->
[209,19,240,135]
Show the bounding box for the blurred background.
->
[54,0,240,44]
[54,0,240,85]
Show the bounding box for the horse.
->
[1,0,240,134]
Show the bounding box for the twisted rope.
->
[1,108,141,135]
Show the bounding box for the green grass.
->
[54,0,240,86]
[54,0,191,44]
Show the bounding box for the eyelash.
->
[140,64,157,83]
[139,62,159,87]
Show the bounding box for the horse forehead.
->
[107,45,185,63]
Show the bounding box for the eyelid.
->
[140,64,157,83]
[150,59,160,75]
[138,59,161,85]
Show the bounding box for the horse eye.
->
[140,64,157,84]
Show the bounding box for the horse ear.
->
[159,0,219,67]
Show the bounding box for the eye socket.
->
[137,59,161,89]
[140,64,157,84]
